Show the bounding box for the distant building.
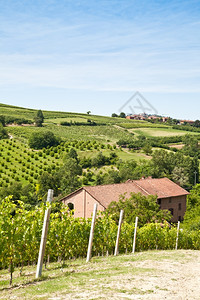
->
[61,178,189,222]
[126,114,170,123]
[180,120,195,125]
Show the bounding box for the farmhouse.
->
[61,178,189,222]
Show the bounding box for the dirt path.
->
[1,250,200,300]
[76,250,200,300]
[121,252,200,299]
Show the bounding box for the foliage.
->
[142,142,152,155]
[183,184,200,231]
[0,123,8,139]
[28,131,59,149]
[181,134,199,157]
[0,115,5,126]
[106,193,171,226]
[0,182,36,207]
[34,110,44,127]
[1,197,200,285]
[150,150,198,186]
[111,112,126,118]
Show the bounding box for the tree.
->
[142,142,153,155]
[118,160,137,181]
[34,110,44,127]
[0,183,36,207]
[182,134,199,157]
[111,113,118,117]
[194,120,200,128]
[106,193,171,226]
[172,167,189,187]
[102,170,121,184]
[0,115,5,127]
[58,158,82,195]
[37,172,61,198]
[28,131,59,149]
[87,111,91,115]
[67,148,78,161]
[119,112,126,118]
[0,123,8,139]
[92,152,106,167]
[183,184,200,230]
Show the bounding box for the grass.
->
[78,148,150,162]
[130,127,200,137]
[0,250,195,299]
[6,124,134,143]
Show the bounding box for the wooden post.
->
[132,216,138,254]
[175,221,180,250]
[86,203,98,263]
[36,189,54,279]
[114,210,124,256]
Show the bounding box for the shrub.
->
[28,131,60,149]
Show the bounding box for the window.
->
[169,198,172,203]
[169,208,174,216]
[68,203,74,215]
[178,203,182,211]
[158,199,161,205]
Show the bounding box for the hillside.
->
[0,103,199,202]
[0,250,199,299]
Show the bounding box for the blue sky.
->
[0,0,200,119]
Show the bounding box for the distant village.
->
[126,113,195,125]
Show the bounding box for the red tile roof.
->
[134,177,189,199]
[61,178,189,208]
[84,182,147,208]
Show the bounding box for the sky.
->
[0,0,200,120]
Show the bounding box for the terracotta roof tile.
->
[134,177,189,199]
[61,178,189,208]
[84,182,147,208]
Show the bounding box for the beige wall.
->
[62,189,105,218]
[62,190,187,222]
[160,195,187,222]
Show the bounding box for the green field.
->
[130,127,200,137]
[78,148,151,162]
[1,102,200,190]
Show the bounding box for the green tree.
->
[111,113,118,117]
[182,134,199,157]
[0,123,8,139]
[119,112,126,118]
[118,160,137,181]
[37,172,61,199]
[172,167,189,187]
[142,142,153,155]
[58,158,82,195]
[106,193,171,226]
[34,110,44,127]
[29,131,59,149]
[67,148,78,161]
[103,170,121,184]
[0,115,5,126]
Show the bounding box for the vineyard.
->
[0,138,112,188]
[1,197,200,286]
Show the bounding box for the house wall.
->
[159,195,187,222]
[62,190,105,218]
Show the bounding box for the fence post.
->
[175,221,180,250]
[36,189,54,279]
[132,216,138,254]
[114,210,124,256]
[86,203,98,263]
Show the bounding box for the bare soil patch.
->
[1,250,200,300]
